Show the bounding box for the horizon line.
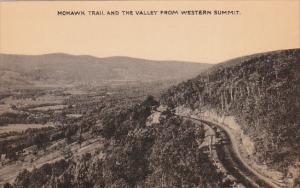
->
[1,48,299,65]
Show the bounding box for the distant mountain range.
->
[0,53,212,87]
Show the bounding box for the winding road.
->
[155,109,284,188]
[184,115,283,188]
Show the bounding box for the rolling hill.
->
[0,53,211,87]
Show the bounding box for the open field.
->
[0,82,177,186]
[0,104,13,116]
[0,124,54,134]
[0,50,298,187]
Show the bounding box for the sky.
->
[0,1,299,63]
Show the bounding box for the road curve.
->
[176,113,283,188]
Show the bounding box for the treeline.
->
[161,49,300,171]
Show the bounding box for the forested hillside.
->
[6,96,228,188]
[161,49,300,172]
[2,49,299,187]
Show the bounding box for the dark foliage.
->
[12,96,227,187]
[161,49,300,171]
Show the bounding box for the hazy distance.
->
[0,1,299,63]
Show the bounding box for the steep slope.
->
[161,49,300,173]
[4,96,228,188]
[0,53,211,87]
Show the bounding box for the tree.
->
[32,133,49,150]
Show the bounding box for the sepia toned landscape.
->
[0,49,299,188]
[1,1,299,187]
